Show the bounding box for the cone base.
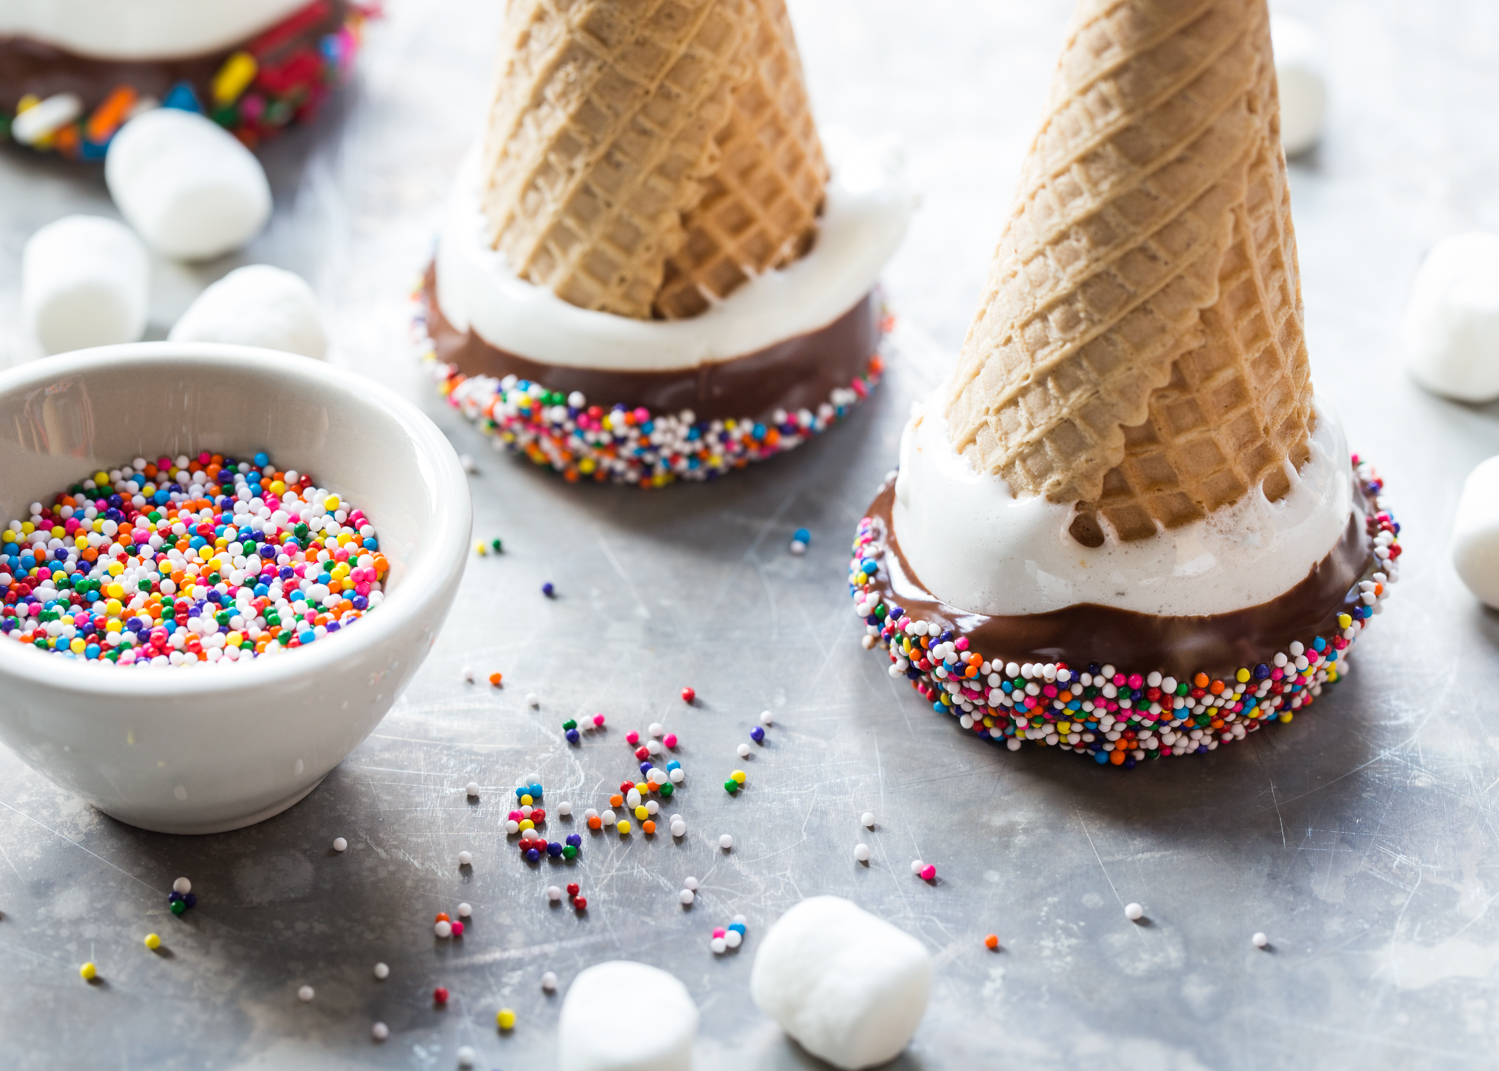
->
[848,464,1398,765]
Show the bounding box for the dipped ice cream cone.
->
[849,0,1399,767]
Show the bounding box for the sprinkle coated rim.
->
[848,456,1400,767]
[412,280,893,488]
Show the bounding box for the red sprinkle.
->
[680,687,695,703]
[433,986,449,1005]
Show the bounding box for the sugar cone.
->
[944,0,1315,544]
[652,0,830,319]
[478,0,756,320]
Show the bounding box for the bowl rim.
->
[0,342,472,698]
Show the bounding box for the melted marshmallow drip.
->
[434,130,913,372]
[891,396,1356,617]
[0,0,310,60]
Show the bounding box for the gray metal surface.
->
[2,0,1498,1067]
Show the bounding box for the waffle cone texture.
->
[943,0,1315,544]
[478,0,827,322]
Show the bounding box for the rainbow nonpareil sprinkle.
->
[0,451,385,665]
[412,283,891,487]
[848,458,1399,766]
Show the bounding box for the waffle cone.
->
[944,0,1315,544]
[653,0,830,319]
[478,0,756,319]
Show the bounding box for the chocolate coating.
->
[422,264,879,423]
[862,476,1377,680]
[0,1,347,120]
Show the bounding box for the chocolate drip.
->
[863,478,1377,681]
[0,1,347,120]
[422,265,878,423]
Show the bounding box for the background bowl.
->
[0,343,471,833]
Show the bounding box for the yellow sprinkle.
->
[518,819,534,832]
[79,962,96,981]
[474,541,488,556]
[1278,712,1294,723]
[633,805,648,821]
[519,794,532,806]
[496,1007,516,1031]
[617,820,631,835]
[211,51,257,105]
[1235,668,1251,683]
[323,494,340,511]
[144,933,160,950]
[16,93,39,114]
[731,770,746,785]
[93,471,109,485]
[1337,613,1352,628]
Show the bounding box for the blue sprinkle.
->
[793,528,810,543]
[565,728,580,744]
[565,833,582,847]
[542,582,555,597]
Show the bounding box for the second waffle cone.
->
[944,0,1315,543]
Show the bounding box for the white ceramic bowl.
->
[0,343,471,833]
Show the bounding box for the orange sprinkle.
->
[642,820,656,835]
[434,912,450,923]
[609,794,623,808]
[587,816,601,830]
[984,934,1000,951]
[488,672,502,686]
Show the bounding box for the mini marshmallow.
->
[1272,17,1328,157]
[1404,233,1499,402]
[751,896,932,1070]
[23,215,150,355]
[169,265,327,358]
[1453,457,1499,609]
[559,961,697,1071]
[105,108,271,261]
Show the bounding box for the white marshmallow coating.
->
[22,215,150,355]
[892,396,1354,617]
[435,132,911,371]
[169,265,327,359]
[751,896,932,1070]
[1272,16,1328,157]
[0,0,308,60]
[558,961,697,1071]
[106,109,272,262]
[1404,232,1499,403]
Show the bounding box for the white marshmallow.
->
[1404,233,1499,402]
[22,215,150,355]
[751,896,931,1070]
[558,961,697,1071]
[1453,457,1499,609]
[169,265,327,358]
[1272,17,1328,157]
[105,109,271,261]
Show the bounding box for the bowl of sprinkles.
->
[0,343,470,834]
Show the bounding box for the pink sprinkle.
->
[451,920,464,937]
[507,810,522,822]
[919,865,936,881]
[954,636,969,651]
[626,731,639,745]
[712,928,726,939]
[593,714,605,727]
[663,733,678,749]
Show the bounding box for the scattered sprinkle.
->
[297,985,314,1002]
[750,726,765,744]
[461,666,475,683]
[854,843,870,863]
[760,710,774,726]
[541,582,555,597]
[684,876,699,891]
[541,971,557,991]
[79,962,96,981]
[457,1045,476,1067]
[457,903,471,918]
[1125,903,1144,921]
[496,1007,516,1031]
[919,864,936,881]
[459,454,477,474]
[985,934,1000,951]
[526,692,540,707]
[1253,932,1269,949]
[670,819,687,837]
[374,962,389,979]
[861,811,875,828]
[547,886,562,902]
[372,1022,389,1041]
[719,834,733,850]
[172,877,192,895]
[434,920,452,938]
[910,859,924,875]
[491,538,503,553]
[144,933,161,950]
[465,781,480,797]
[681,686,696,704]
[458,850,473,867]
[488,672,503,686]
[433,986,449,1005]
[737,743,750,758]
[680,888,695,905]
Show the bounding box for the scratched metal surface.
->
[2,0,1499,1067]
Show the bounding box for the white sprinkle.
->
[434,920,452,938]
[297,985,314,1002]
[458,850,473,867]
[526,693,539,707]
[1125,902,1144,921]
[1252,932,1269,948]
[373,962,389,980]
[789,539,807,556]
[172,877,191,894]
[626,788,641,808]
[505,820,520,834]
[679,888,695,905]
[670,820,687,837]
[457,903,472,918]
[541,970,558,992]
[719,834,733,850]
[371,1021,389,1041]
[669,768,684,784]
[737,743,751,758]
[855,843,871,862]
[683,876,699,890]
[457,1045,477,1068]
[760,710,774,726]
[459,454,477,474]
[558,801,572,817]
[332,837,347,852]
[724,929,742,949]
[861,811,875,828]
[649,722,663,737]
[733,914,746,925]
[646,739,663,755]
[710,937,727,954]
[461,665,475,683]
[910,859,924,875]
[547,885,563,902]
[601,809,616,826]
[645,799,659,815]
[584,808,598,821]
